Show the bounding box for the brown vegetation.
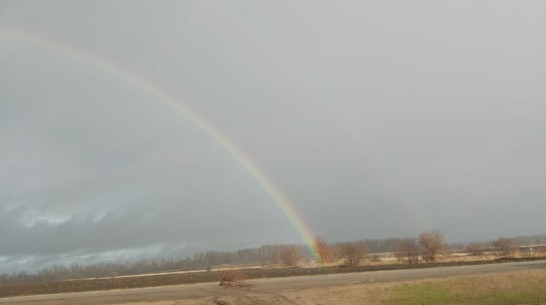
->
[492,237,519,255]
[275,245,302,266]
[2,256,545,298]
[219,269,250,289]
[419,230,446,262]
[314,236,336,264]
[394,239,420,264]
[337,241,369,266]
[465,242,484,256]
[2,234,544,290]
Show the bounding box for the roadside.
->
[2,259,545,305]
[1,256,544,298]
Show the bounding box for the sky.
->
[1,0,545,272]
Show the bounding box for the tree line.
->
[1,233,543,283]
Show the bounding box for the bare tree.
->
[276,245,301,266]
[314,236,336,264]
[337,241,368,266]
[419,230,446,262]
[465,242,484,256]
[492,238,518,256]
[394,239,420,264]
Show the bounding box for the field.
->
[3,259,545,305]
[114,269,546,305]
[1,256,541,298]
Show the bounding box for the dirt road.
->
[2,259,545,305]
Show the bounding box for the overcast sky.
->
[1,0,545,272]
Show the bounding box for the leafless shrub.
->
[314,236,336,264]
[337,241,369,266]
[419,230,446,262]
[492,238,518,256]
[219,269,251,289]
[275,245,302,267]
[394,239,420,264]
[465,242,484,256]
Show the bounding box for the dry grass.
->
[117,269,546,305]
[218,269,251,289]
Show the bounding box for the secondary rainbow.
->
[1,27,320,260]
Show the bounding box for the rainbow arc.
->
[1,27,320,260]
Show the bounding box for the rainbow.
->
[1,27,320,260]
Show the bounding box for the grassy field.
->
[114,269,546,305]
[3,265,544,304]
[385,270,546,305]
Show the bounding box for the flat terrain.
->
[1,257,540,298]
[2,259,545,305]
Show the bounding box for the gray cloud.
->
[1,0,545,272]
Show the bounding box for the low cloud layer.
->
[1,0,545,272]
